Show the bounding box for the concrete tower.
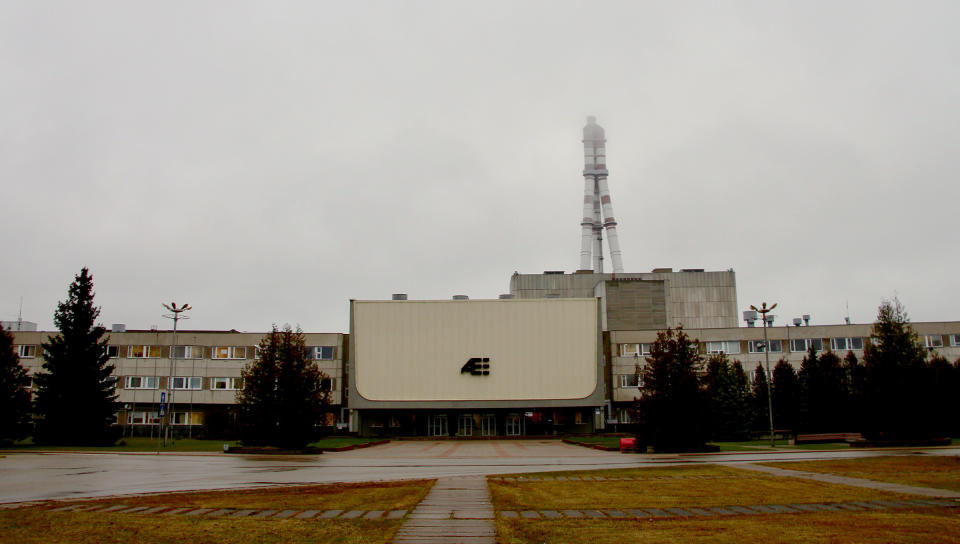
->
[578,116,624,273]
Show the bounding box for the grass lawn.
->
[50,479,434,511]
[0,511,400,544]
[307,437,388,449]
[489,465,916,510]
[764,455,960,492]
[708,440,852,452]
[496,509,960,544]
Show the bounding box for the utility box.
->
[619,437,636,452]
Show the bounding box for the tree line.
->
[0,268,329,447]
[634,298,959,452]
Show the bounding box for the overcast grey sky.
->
[2,1,958,333]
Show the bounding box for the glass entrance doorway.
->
[480,414,496,437]
[457,414,474,436]
[428,414,448,437]
[506,414,522,436]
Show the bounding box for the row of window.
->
[125,411,203,425]
[619,334,958,357]
[122,376,334,391]
[14,345,337,360]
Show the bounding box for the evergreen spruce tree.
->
[0,326,32,443]
[771,359,799,432]
[750,362,770,432]
[33,268,117,445]
[703,354,750,440]
[635,327,708,451]
[843,351,865,430]
[237,325,328,448]
[861,298,932,440]
[799,348,847,432]
[927,354,955,438]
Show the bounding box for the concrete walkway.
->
[731,462,960,498]
[393,477,495,544]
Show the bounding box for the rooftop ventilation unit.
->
[452,295,469,300]
[544,270,565,275]
[391,294,407,301]
[743,310,758,327]
[793,318,802,327]
[803,314,810,326]
[498,294,515,299]
[111,323,126,332]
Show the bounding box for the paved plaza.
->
[2,440,958,504]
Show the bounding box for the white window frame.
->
[706,341,740,355]
[618,409,633,424]
[212,377,240,390]
[212,346,246,360]
[171,345,200,359]
[830,337,864,351]
[790,338,824,352]
[314,346,335,360]
[170,376,202,390]
[106,345,120,358]
[16,345,37,358]
[619,374,640,388]
[127,411,161,425]
[171,412,202,425]
[951,334,960,347]
[924,335,944,348]
[124,376,158,389]
[129,345,161,358]
[748,340,782,354]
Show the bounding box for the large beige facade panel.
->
[353,299,599,402]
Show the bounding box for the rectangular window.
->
[619,374,639,388]
[706,341,740,354]
[213,346,246,359]
[127,411,161,425]
[170,376,202,390]
[830,338,864,351]
[129,345,161,358]
[172,412,203,425]
[925,335,944,348]
[748,340,782,353]
[16,345,37,358]
[320,377,333,392]
[574,411,584,425]
[791,338,824,352]
[620,343,638,357]
[124,376,158,389]
[310,346,335,360]
[171,346,200,359]
[212,377,240,390]
[618,409,633,424]
[951,334,960,347]
[106,345,120,358]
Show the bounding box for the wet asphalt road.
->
[2,440,957,504]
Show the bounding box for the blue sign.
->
[160,391,166,403]
[159,404,166,417]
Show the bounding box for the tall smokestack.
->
[578,116,624,273]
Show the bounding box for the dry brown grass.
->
[764,455,960,492]
[0,510,400,544]
[496,509,960,544]
[56,479,433,511]
[489,465,915,510]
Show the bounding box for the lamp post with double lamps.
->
[161,302,191,447]
[750,302,777,447]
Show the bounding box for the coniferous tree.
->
[861,298,932,440]
[703,354,750,440]
[750,362,770,432]
[843,351,865,430]
[928,354,955,438]
[33,268,117,445]
[799,348,847,432]
[0,326,32,443]
[237,325,328,447]
[772,359,800,432]
[635,327,708,451]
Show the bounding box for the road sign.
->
[160,391,166,403]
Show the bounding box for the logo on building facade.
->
[460,357,490,375]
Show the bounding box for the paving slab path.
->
[393,476,494,544]
[729,462,960,498]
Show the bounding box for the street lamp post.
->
[161,302,191,447]
[750,302,777,447]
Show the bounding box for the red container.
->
[619,437,636,452]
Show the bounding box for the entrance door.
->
[457,414,474,437]
[506,414,521,436]
[428,414,448,437]
[481,414,496,437]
